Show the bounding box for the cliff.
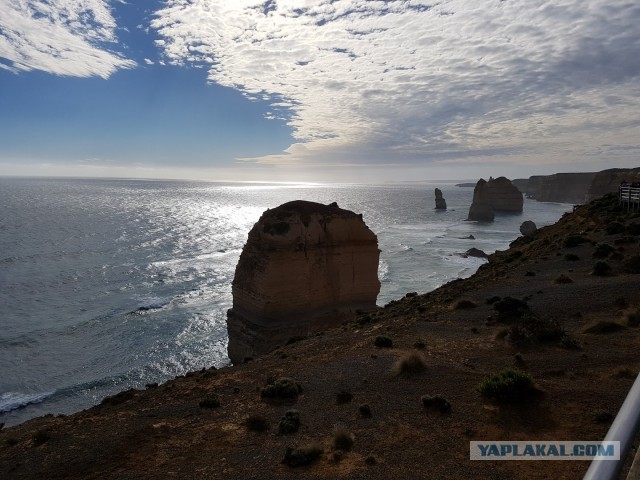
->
[586,167,640,201]
[513,172,597,203]
[227,200,380,364]
[2,194,640,480]
[434,188,447,210]
[468,177,523,221]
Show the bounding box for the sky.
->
[1,0,639,183]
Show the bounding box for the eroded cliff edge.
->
[227,200,380,364]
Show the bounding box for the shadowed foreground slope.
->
[1,194,640,479]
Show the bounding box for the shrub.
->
[392,351,427,376]
[199,393,221,409]
[333,429,355,451]
[493,297,530,321]
[479,369,536,404]
[486,296,501,305]
[627,222,640,235]
[414,339,426,350]
[282,444,323,467]
[336,391,353,404]
[592,261,612,276]
[560,335,581,350]
[606,222,625,235]
[507,314,564,345]
[625,309,640,327]
[5,437,18,446]
[278,410,301,434]
[32,430,50,446]
[453,299,477,310]
[623,256,640,274]
[554,274,573,284]
[245,414,269,432]
[564,253,580,261]
[374,336,393,348]
[261,377,302,400]
[593,243,615,258]
[421,395,451,413]
[564,234,589,247]
[358,404,372,418]
[583,321,625,334]
[593,410,614,424]
[286,335,307,345]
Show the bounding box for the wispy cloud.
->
[0,0,135,78]
[151,0,640,169]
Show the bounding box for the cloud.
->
[151,0,640,169]
[0,0,135,78]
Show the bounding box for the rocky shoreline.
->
[1,193,640,479]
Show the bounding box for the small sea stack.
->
[227,200,380,364]
[434,188,447,210]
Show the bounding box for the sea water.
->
[0,177,572,426]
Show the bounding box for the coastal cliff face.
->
[586,167,640,201]
[227,200,380,364]
[514,173,597,203]
[468,177,523,221]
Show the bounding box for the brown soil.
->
[1,194,640,479]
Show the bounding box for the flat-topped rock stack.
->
[468,177,523,222]
[227,200,380,364]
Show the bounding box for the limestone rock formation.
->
[520,220,537,237]
[464,248,488,259]
[586,168,640,201]
[468,177,523,222]
[227,200,380,364]
[434,188,447,210]
[514,173,597,203]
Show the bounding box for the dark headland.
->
[1,193,640,479]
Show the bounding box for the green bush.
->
[336,391,353,404]
[554,274,573,284]
[593,243,615,258]
[374,336,393,348]
[32,430,50,446]
[593,261,612,276]
[564,253,580,261]
[245,414,269,432]
[392,351,427,376]
[493,297,530,321]
[199,393,221,409]
[453,299,477,310]
[479,369,536,404]
[623,256,640,274]
[421,395,451,413]
[333,429,355,451]
[261,377,302,400]
[564,234,589,247]
[282,445,323,467]
[358,404,372,418]
[278,410,301,434]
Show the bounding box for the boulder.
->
[520,221,537,237]
[464,247,489,259]
[226,200,380,364]
[434,188,447,210]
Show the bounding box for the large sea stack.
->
[227,200,380,364]
[468,177,523,222]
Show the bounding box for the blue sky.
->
[1,0,639,183]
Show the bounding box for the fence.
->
[619,186,640,209]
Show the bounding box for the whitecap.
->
[0,391,53,414]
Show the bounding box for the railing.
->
[619,186,640,209]
[583,372,640,479]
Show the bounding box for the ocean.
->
[0,177,572,426]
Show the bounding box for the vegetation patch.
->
[333,428,355,452]
[625,309,640,327]
[479,368,537,404]
[245,414,269,432]
[583,321,625,334]
[358,404,372,418]
[286,335,307,345]
[592,261,612,276]
[421,394,451,413]
[414,339,426,350]
[278,410,301,434]
[564,253,580,261]
[282,444,323,467]
[493,297,530,321]
[563,234,589,248]
[392,351,427,376]
[593,243,615,258]
[623,256,640,274]
[560,335,581,350]
[199,393,221,409]
[507,314,564,345]
[261,377,302,400]
[336,391,353,404]
[606,222,625,235]
[453,299,477,310]
[553,274,573,284]
[374,336,393,348]
[31,430,50,446]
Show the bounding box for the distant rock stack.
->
[227,200,380,364]
[468,177,523,222]
[434,188,447,210]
